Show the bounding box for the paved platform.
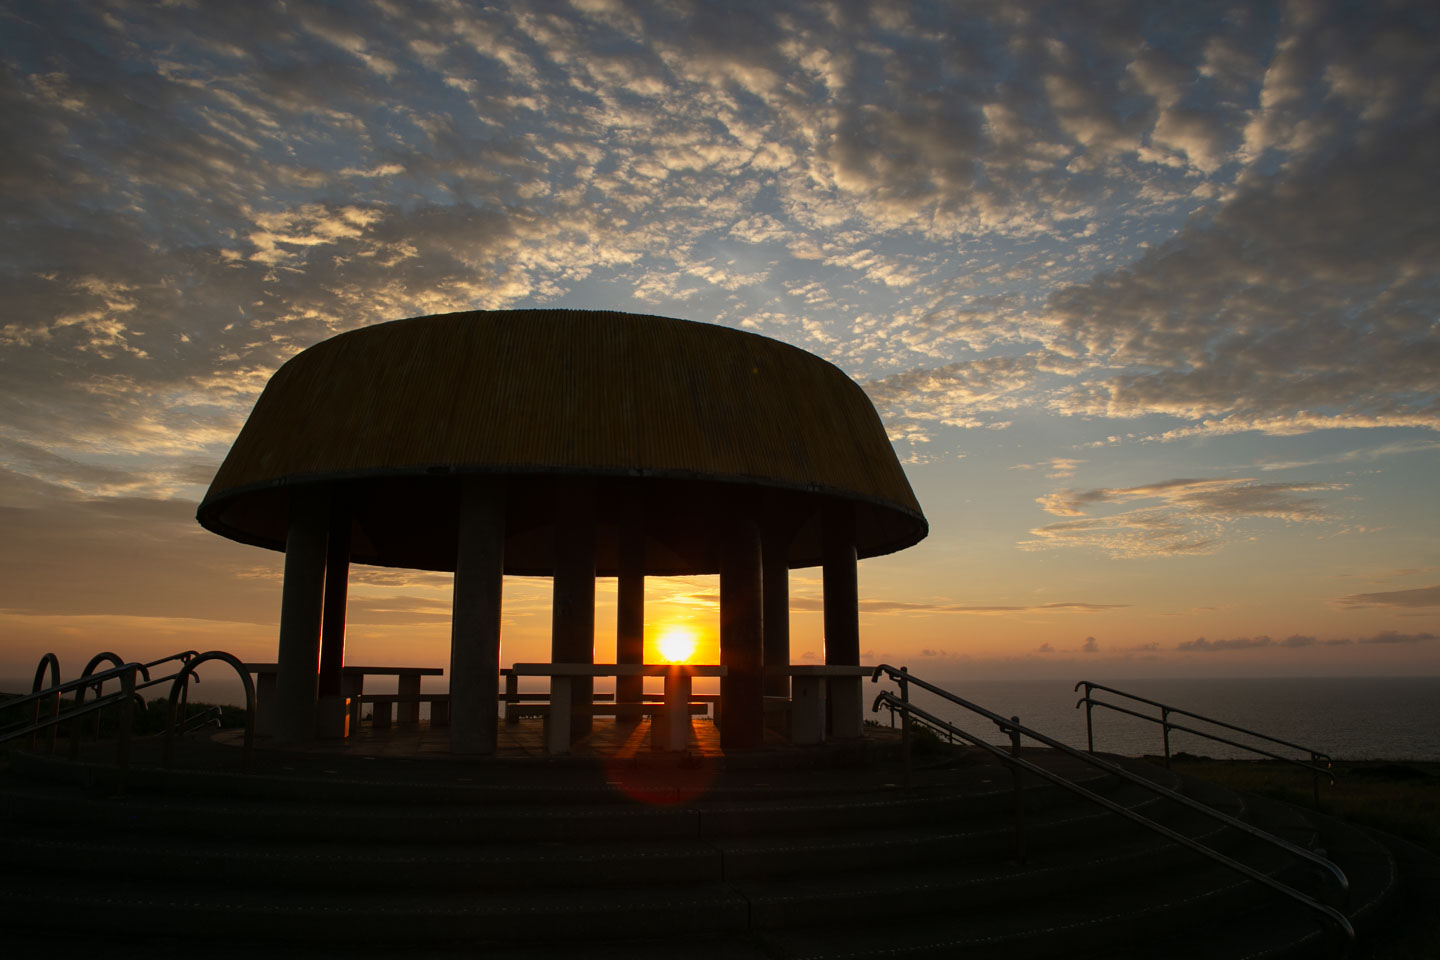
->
[34,713,1111,808]
[344,711,734,759]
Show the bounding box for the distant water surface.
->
[897,676,1440,762]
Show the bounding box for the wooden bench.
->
[502,702,709,721]
[508,663,728,755]
[355,692,453,728]
[498,684,720,720]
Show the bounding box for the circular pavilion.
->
[199,309,927,753]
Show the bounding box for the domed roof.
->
[198,310,926,574]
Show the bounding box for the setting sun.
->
[655,626,698,664]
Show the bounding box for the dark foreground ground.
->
[1166,755,1440,959]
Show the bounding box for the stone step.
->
[757,842,1308,960]
[0,810,1297,949]
[0,764,1133,846]
[0,875,753,944]
[0,773,1185,891]
[0,748,1391,958]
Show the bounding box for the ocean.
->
[891,675,1440,763]
[7,672,1437,762]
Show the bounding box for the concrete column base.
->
[342,675,363,733]
[791,676,826,745]
[653,668,692,751]
[504,674,520,725]
[545,677,573,755]
[830,675,864,740]
[397,675,421,724]
[254,671,277,738]
[316,695,350,739]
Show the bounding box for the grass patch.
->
[1,691,249,740]
[1164,755,1440,856]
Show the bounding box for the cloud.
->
[791,595,1128,616]
[1037,478,1339,520]
[1176,631,1434,651]
[1022,509,1223,559]
[1177,636,1274,652]
[3,0,1436,491]
[1257,439,1440,472]
[1014,457,1086,480]
[861,355,1049,432]
[1081,636,1099,653]
[1357,631,1436,645]
[1046,115,1440,436]
[345,595,454,626]
[1333,584,1440,609]
[1025,476,1343,558]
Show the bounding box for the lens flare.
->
[656,626,698,664]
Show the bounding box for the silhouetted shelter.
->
[199,309,926,752]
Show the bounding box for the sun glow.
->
[655,626,699,664]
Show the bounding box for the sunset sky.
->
[2,0,1437,691]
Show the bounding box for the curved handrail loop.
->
[139,649,201,716]
[72,652,151,758]
[27,653,62,752]
[162,651,255,773]
[31,652,61,693]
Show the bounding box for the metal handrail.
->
[1,686,137,743]
[28,653,61,752]
[3,661,143,792]
[163,651,256,773]
[870,665,1354,944]
[1074,680,1334,806]
[3,649,253,783]
[3,660,149,715]
[71,652,149,758]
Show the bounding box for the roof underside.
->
[198,310,927,574]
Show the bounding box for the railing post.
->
[1161,707,1172,768]
[505,673,520,726]
[68,681,88,760]
[1084,683,1094,753]
[115,667,134,796]
[1009,715,1026,864]
[91,680,105,742]
[1311,753,1321,809]
[899,666,912,790]
[31,653,61,754]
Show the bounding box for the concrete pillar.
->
[615,520,645,723]
[719,515,764,749]
[823,500,861,739]
[654,665,692,751]
[552,484,596,742]
[316,502,351,738]
[451,476,505,754]
[275,486,328,742]
[396,674,421,724]
[317,504,351,697]
[761,528,792,699]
